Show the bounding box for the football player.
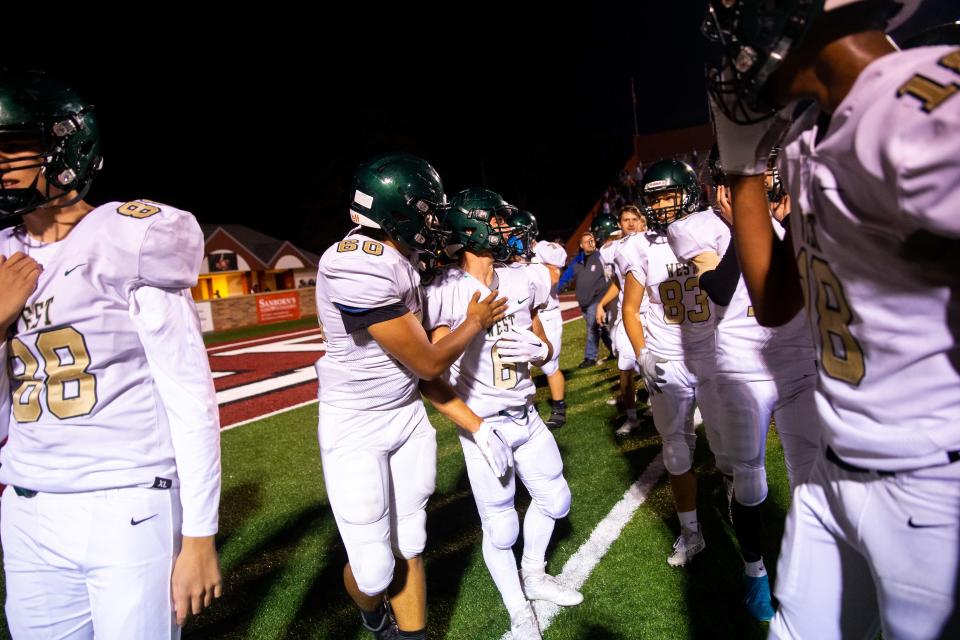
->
[616,159,719,567]
[666,150,820,620]
[315,156,508,640]
[424,188,580,640]
[595,204,648,435]
[0,70,222,638]
[705,0,960,636]
[508,210,570,429]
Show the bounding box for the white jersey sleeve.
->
[667,210,730,262]
[884,57,960,238]
[137,205,205,291]
[527,263,552,311]
[422,265,460,331]
[130,286,220,537]
[533,241,567,268]
[614,233,648,287]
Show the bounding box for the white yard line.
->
[499,454,666,639]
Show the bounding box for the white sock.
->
[744,559,767,578]
[678,510,699,533]
[520,504,556,575]
[626,408,637,421]
[481,534,527,617]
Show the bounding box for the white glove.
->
[496,328,549,364]
[637,349,667,394]
[473,421,512,478]
[708,90,791,176]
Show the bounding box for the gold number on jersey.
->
[37,328,97,419]
[117,201,161,219]
[337,239,359,253]
[7,327,98,423]
[336,239,384,256]
[658,277,711,325]
[9,339,43,423]
[939,49,960,74]
[362,241,384,256]
[809,258,865,385]
[897,75,958,112]
[685,277,711,323]
[491,344,519,390]
[796,249,865,386]
[659,280,685,324]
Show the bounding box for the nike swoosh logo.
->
[130,514,159,526]
[517,297,529,304]
[907,517,948,529]
[64,263,87,276]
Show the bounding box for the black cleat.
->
[578,358,597,369]
[545,400,567,429]
[360,602,399,640]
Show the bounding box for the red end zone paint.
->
[215,297,583,428]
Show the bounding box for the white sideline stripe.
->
[206,328,322,353]
[221,399,319,432]
[212,333,327,356]
[211,371,236,380]
[215,366,317,405]
[499,454,666,640]
[219,311,584,428]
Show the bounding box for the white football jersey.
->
[668,210,817,380]
[614,228,715,361]
[1,200,203,492]
[424,264,551,418]
[782,46,960,470]
[315,233,424,410]
[532,241,566,314]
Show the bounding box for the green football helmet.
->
[590,214,618,245]
[702,0,919,123]
[507,209,538,259]
[349,153,447,253]
[0,70,103,218]
[639,159,701,232]
[442,188,517,261]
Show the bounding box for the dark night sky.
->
[9,1,957,251]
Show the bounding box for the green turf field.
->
[184,319,793,640]
[0,319,795,639]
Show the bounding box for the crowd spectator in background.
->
[558,231,612,368]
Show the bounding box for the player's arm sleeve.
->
[890,106,960,238]
[422,282,450,331]
[325,260,408,333]
[699,240,741,306]
[530,265,552,310]
[667,215,729,262]
[129,286,220,537]
[615,243,646,287]
[138,210,205,290]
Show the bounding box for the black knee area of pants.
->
[731,498,763,563]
